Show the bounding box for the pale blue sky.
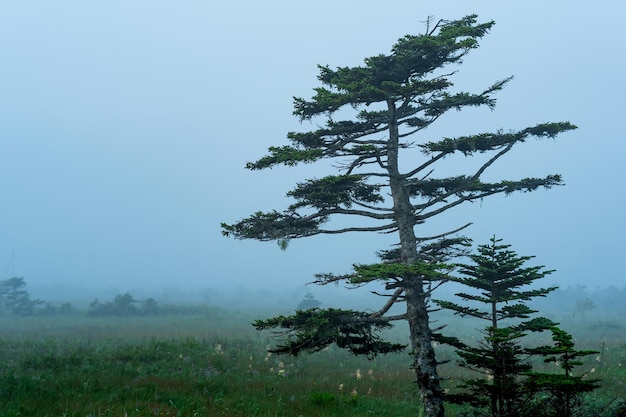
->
[0,1,623,300]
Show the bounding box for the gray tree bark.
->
[386,100,445,417]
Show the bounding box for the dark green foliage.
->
[314,260,452,286]
[0,277,43,316]
[408,174,564,200]
[435,237,599,417]
[308,391,337,405]
[253,308,406,358]
[525,326,601,417]
[221,210,323,241]
[421,122,575,155]
[287,175,384,210]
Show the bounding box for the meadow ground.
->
[0,307,624,417]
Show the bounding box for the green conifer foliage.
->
[525,326,601,417]
[434,237,599,417]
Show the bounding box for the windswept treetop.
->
[222,15,576,243]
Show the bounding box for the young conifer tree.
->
[434,237,598,417]
[222,16,576,417]
[525,326,600,417]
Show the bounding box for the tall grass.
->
[0,309,418,416]
[0,308,623,416]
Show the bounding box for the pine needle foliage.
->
[524,326,601,417]
[253,308,406,358]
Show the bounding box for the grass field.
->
[0,307,624,417]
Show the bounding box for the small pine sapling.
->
[525,326,600,417]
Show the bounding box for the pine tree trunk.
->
[406,286,446,417]
[387,100,445,417]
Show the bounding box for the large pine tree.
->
[222,15,576,417]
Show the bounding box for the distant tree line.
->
[0,277,216,317]
[88,292,159,317]
[3,277,321,318]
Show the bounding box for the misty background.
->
[0,1,623,309]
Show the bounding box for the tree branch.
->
[404,152,447,179]
[370,288,404,318]
[415,222,473,243]
[319,223,398,234]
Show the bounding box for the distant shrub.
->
[58,302,75,314]
[141,297,159,316]
[297,292,321,310]
[575,297,597,317]
[37,302,76,316]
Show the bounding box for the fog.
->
[1,1,623,307]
